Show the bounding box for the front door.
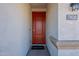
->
[32,12,46,44]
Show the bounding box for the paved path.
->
[27,46,50,56]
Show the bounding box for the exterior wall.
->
[0,4,32,56]
[46,3,58,56]
[58,3,79,40]
[46,4,58,39]
[58,3,79,56]
[46,37,58,56]
[58,49,79,56]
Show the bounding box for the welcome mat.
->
[31,46,45,50]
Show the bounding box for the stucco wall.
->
[46,3,58,56]
[58,3,79,56]
[58,3,79,40]
[0,4,32,56]
[58,49,79,56]
[46,37,58,56]
[46,4,58,39]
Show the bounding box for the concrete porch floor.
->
[27,46,50,56]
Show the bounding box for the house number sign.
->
[66,14,78,20]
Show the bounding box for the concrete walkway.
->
[27,46,50,56]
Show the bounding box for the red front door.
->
[32,12,46,44]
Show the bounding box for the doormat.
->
[31,46,45,50]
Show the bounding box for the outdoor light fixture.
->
[70,3,79,11]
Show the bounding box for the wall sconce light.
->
[70,3,79,11]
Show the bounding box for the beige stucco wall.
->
[46,3,58,39]
[0,4,32,56]
[58,3,79,40]
[46,3,58,56]
[58,3,79,56]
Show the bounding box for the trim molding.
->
[57,40,79,49]
[49,36,79,49]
